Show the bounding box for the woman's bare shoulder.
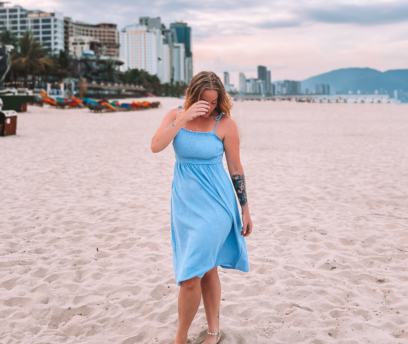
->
[216,115,239,141]
[219,115,238,132]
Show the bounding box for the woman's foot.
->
[173,332,188,344]
[202,330,221,344]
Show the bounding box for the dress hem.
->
[177,262,249,287]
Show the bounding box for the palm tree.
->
[12,31,52,87]
[0,29,19,49]
[50,50,72,81]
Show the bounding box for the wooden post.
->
[79,78,87,99]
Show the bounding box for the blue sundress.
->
[171,112,249,285]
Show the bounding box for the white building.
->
[120,23,175,84]
[245,78,255,93]
[275,82,283,95]
[69,36,96,58]
[184,56,193,85]
[225,84,235,92]
[173,43,185,83]
[239,73,246,93]
[223,72,235,92]
[120,18,192,84]
[0,4,64,54]
[120,24,160,77]
[224,72,230,86]
[245,78,264,94]
[161,43,172,84]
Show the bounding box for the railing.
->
[234,94,398,104]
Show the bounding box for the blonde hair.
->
[178,71,232,117]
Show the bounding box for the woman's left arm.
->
[223,118,253,237]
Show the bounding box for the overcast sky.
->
[15,0,408,85]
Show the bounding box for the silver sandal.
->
[207,329,222,343]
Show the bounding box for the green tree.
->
[0,29,19,50]
[50,50,72,81]
[121,68,166,95]
[58,49,70,70]
[162,81,187,97]
[12,31,52,87]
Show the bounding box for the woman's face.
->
[199,90,218,117]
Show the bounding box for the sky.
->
[13,0,408,86]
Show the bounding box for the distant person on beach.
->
[151,71,252,344]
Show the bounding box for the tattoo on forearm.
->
[166,121,176,129]
[217,311,219,318]
[231,174,248,206]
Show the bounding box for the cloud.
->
[13,0,408,82]
[256,19,302,29]
[303,2,408,26]
[197,57,257,74]
[15,0,408,32]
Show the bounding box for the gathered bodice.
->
[173,114,224,165]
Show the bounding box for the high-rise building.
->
[120,24,161,77]
[170,22,191,56]
[161,43,172,84]
[257,65,273,94]
[139,17,162,30]
[120,18,193,85]
[315,84,330,95]
[223,72,235,92]
[274,82,281,95]
[173,43,185,82]
[224,72,230,86]
[0,4,64,55]
[271,83,276,96]
[245,78,255,93]
[184,56,193,84]
[239,73,246,93]
[64,18,120,57]
[162,28,175,83]
[170,22,192,84]
[257,66,267,83]
[160,27,173,85]
[283,80,301,95]
[246,78,265,94]
[137,17,171,84]
[257,65,267,93]
[257,79,265,94]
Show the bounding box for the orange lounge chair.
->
[102,102,116,111]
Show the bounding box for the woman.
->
[151,71,253,344]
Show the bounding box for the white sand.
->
[1,99,408,344]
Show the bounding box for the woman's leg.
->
[174,276,202,344]
[201,267,221,341]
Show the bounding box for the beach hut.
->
[0,110,17,136]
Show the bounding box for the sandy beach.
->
[1,98,408,344]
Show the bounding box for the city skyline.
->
[0,2,193,86]
[9,0,408,87]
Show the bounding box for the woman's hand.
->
[241,206,253,237]
[151,101,211,153]
[181,101,210,121]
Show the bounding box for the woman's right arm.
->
[151,101,210,153]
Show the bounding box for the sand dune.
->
[1,99,407,343]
